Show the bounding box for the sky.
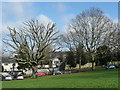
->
[0,1,119,54]
[2,2,118,34]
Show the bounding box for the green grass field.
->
[2,69,118,88]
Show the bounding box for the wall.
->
[107,61,120,65]
[65,63,96,70]
[2,63,19,71]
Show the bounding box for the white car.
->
[5,75,13,81]
[53,70,62,75]
[106,65,116,69]
[17,75,24,80]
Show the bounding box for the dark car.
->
[106,65,116,69]
[114,65,120,68]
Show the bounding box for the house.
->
[52,57,61,68]
[40,57,61,68]
[1,51,67,71]
[2,58,19,72]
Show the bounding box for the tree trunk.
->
[48,60,52,72]
[12,63,15,72]
[31,66,37,77]
[79,55,82,71]
[31,67,35,77]
[91,54,95,71]
[13,66,15,72]
[52,67,55,75]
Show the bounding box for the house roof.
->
[2,57,17,63]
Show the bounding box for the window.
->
[54,61,59,64]
[4,63,8,65]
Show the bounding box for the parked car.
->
[0,73,11,81]
[53,70,62,75]
[17,74,24,80]
[4,75,13,81]
[0,74,5,81]
[36,73,46,77]
[114,65,120,68]
[106,65,116,69]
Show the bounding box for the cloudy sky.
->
[2,2,118,34]
[0,1,119,54]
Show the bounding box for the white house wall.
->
[2,63,19,71]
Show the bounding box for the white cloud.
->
[2,2,55,35]
[52,3,67,14]
[62,14,75,25]
[58,14,75,34]
[11,3,25,19]
[2,2,34,22]
[38,14,54,25]
[2,14,55,36]
[2,2,35,36]
[113,19,118,23]
[2,21,22,35]
[62,25,69,34]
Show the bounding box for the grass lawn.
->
[2,69,119,88]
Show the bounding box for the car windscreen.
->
[6,75,11,77]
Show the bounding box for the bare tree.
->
[62,7,114,70]
[3,19,59,75]
[105,22,119,64]
[60,30,85,70]
[105,22,119,49]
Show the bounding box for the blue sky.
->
[1,1,118,53]
[2,2,118,34]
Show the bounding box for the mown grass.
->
[2,69,118,88]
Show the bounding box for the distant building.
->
[52,57,61,68]
[39,57,61,68]
[1,51,68,72]
[2,58,19,72]
[50,51,68,61]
